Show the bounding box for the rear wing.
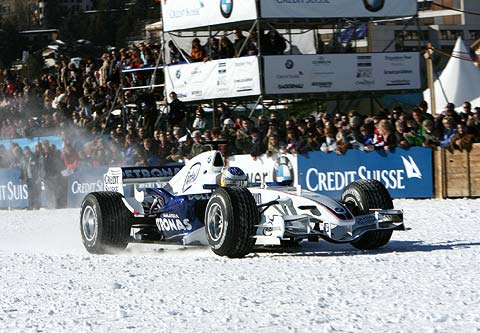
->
[104,164,184,195]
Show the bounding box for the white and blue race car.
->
[80,150,405,258]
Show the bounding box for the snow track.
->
[1,199,479,332]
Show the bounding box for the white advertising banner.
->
[261,0,417,19]
[227,153,298,186]
[162,0,258,32]
[165,56,261,102]
[263,53,421,95]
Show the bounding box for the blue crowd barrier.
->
[297,147,433,199]
[0,148,435,209]
[0,169,29,208]
[0,136,64,152]
[67,167,109,208]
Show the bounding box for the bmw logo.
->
[273,156,294,184]
[175,70,181,79]
[220,0,233,18]
[363,0,385,12]
[285,59,294,70]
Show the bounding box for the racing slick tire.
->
[205,187,258,258]
[80,192,132,254]
[341,179,394,250]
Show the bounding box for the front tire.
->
[205,187,258,258]
[80,192,132,254]
[341,179,393,250]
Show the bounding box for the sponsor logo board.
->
[162,0,256,32]
[264,53,420,95]
[227,153,297,185]
[166,57,261,102]
[298,148,432,198]
[260,0,416,18]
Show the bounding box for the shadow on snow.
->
[251,240,480,258]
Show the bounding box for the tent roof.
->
[423,37,480,114]
[470,96,480,108]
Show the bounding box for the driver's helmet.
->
[220,166,248,187]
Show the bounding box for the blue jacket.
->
[439,128,457,148]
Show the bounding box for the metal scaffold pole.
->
[424,42,436,114]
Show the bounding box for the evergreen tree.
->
[12,0,37,30]
[43,0,63,28]
[0,21,24,66]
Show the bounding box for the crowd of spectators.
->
[1,36,480,208]
[168,29,287,64]
[166,27,361,65]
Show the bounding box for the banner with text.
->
[67,167,108,208]
[162,0,258,32]
[227,153,298,186]
[298,148,433,199]
[165,56,261,102]
[0,169,29,209]
[261,0,417,19]
[263,53,420,95]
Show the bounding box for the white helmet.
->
[220,167,248,187]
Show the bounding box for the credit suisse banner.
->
[260,0,417,19]
[162,0,258,32]
[67,167,108,208]
[263,53,420,95]
[297,148,433,199]
[0,169,29,209]
[165,56,261,102]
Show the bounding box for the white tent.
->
[470,96,480,108]
[423,37,480,114]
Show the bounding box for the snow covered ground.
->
[1,199,480,333]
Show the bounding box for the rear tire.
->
[80,192,132,254]
[205,187,258,258]
[341,179,393,250]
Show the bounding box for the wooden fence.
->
[434,143,480,198]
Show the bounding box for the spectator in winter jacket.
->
[394,120,410,149]
[191,107,208,131]
[41,141,63,209]
[265,135,283,157]
[167,91,186,129]
[233,30,248,57]
[377,120,397,151]
[190,130,208,158]
[190,38,206,62]
[321,128,337,153]
[421,119,441,148]
[61,142,79,172]
[450,124,475,152]
[249,128,265,159]
[123,134,139,166]
[403,117,424,147]
[21,146,42,210]
[439,117,457,148]
[359,125,374,146]
[168,40,186,64]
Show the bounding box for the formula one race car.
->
[80,150,405,258]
